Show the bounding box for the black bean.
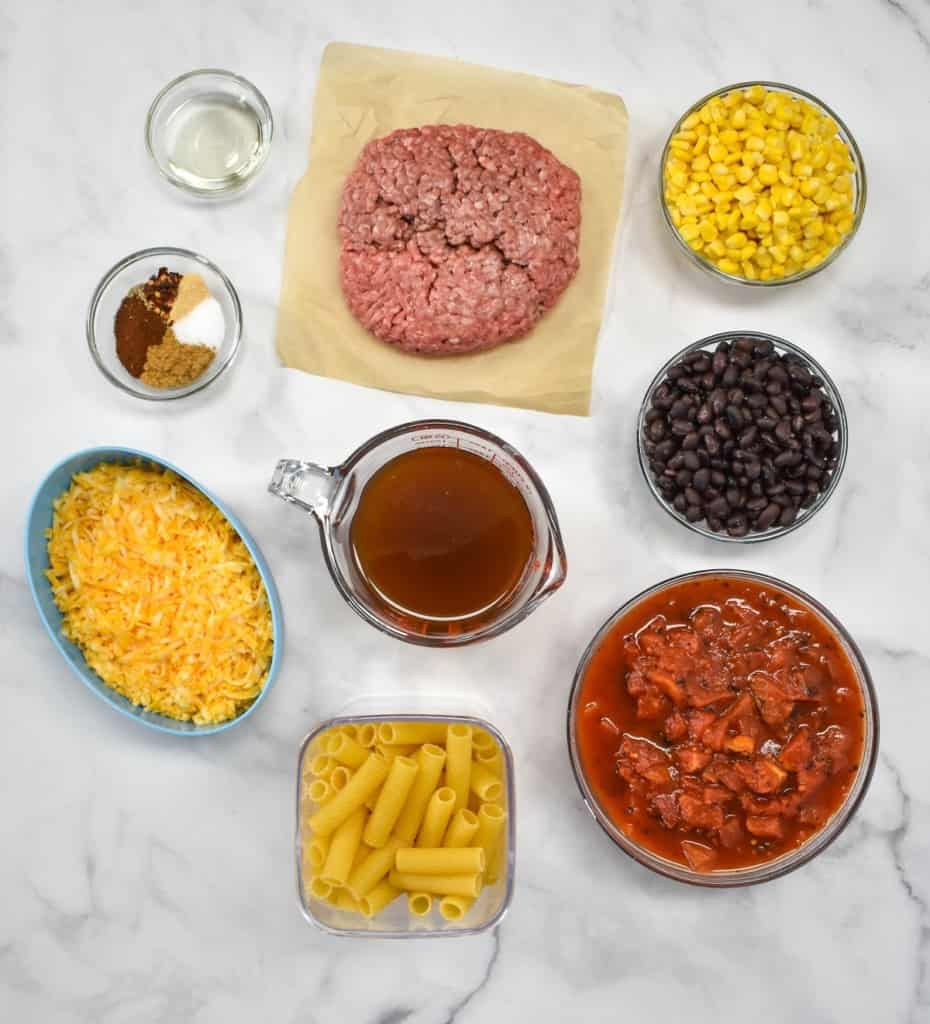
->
[746,495,769,514]
[655,439,675,462]
[671,419,692,437]
[699,372,716,390]
[778,506,798,527]
[766,481,786,496]
[730,350,751,371]
[684,486,702,507]
[710,470,726,487]
[706,516,723,532]
[685,505,703,523]
[753,339,775,358]
[727,515,749,537]
[755,503,781,530]
[744,459,761,481]
[710,388,727,415]
[801,393,821,414]
[747,392,768,409]
[676,469,693,487]
[673,493,687,513]
[714,420,733,441]
[774,450,802,469]
[749,481,764,497]
[697,403,713,424]
[766,380,783,396]
[681,432,701,451]
[788,362,812,387]
[775,420,793,444]
[667,364,686,381]
[728,388,745,406]
[704,434,721,456]
[757,416,777,432]
[770,395,788,416]
[739,426,759,448]
[693,467,710,491]
[722,364,741,386]
[669,453,685,470]
[785,480,806,496]
[669,399,690,420]
[712,350,728,376]
[682,451,700,471]
[725,405,744,430]
[706,496,730,518]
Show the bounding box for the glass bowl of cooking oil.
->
[145,69,273,198]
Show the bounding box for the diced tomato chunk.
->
[734,757,788,795]
[664,710,688,742]
[778,727,813,772]
[678,793,725,831]
[675,745,712,774]
[687,709,717,742]
[636,690,669,720]
[646,668,687,706]
[746,815,785,839]
[681,840,717,871]
[616,735,671,786]
[717,816,744,849]
[650,791,681,829]
[749,673,795,727]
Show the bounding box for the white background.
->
[3,2,928,1022]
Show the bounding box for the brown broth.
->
[350,447,534,621]
[575,576,866,871]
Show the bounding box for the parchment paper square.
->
[276,42,628,416]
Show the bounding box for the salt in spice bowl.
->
[87,246,242,401]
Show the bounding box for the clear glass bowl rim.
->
[144,67,274,197]
[86,245,243,401]
[566,568,879,887]
[307,418,567,648]
[658,80,867,287]
[295,713,517,937]
[636,330,848,543]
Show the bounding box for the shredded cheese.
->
[46,463,274,725]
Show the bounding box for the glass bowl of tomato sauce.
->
[567,570,878,886]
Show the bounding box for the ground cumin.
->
[140,329,215,388]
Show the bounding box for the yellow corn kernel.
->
[789,244,805,263]
[708,143,728,162]
[757,163,779,185]
[693,134,708,156]
[745,135,766,152]
[755,199,773,221]
[833,174,852,194]
[691,171,711,183]
[745,85,766,105]
[769,244,788,264]
[740,242,758,260]
[732,107,747,129]
[734,185,756,205]
[759,269,772,281]
[717,257,740,274]
[688,238,704,252]
[735,165,754,184]
[680,222,701,242]
[804,252,826,270]
[706,239,727,258]
[670,170,689,189]
[710,162,730,178]
[681,112,701,131]
[772,210,789,227]
[691,154,711,172]
[793,161,814,178]
[726,231,748,249]
[754,249,773,269]
[700,221,719,242]
[803,219,825,239]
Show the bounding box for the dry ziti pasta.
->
[299,720,511,925]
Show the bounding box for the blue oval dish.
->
[25,446,283,735]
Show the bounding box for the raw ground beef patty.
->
[338,125,582,355]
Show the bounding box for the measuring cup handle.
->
[268,459,337,518]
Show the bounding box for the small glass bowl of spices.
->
[638,331,847,542]
[145,69,273,197]
[87,247,241,400]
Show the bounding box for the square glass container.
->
[296,713,515,937]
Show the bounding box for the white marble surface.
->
[3,1,929,1021]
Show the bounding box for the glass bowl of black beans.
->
[638,331,847,541]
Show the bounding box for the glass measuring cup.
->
[268,420,567,646]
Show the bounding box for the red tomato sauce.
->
[575,576,866,872]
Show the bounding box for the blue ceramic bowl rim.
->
[24,445,283,736]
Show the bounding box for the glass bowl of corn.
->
[659,82,866,286]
